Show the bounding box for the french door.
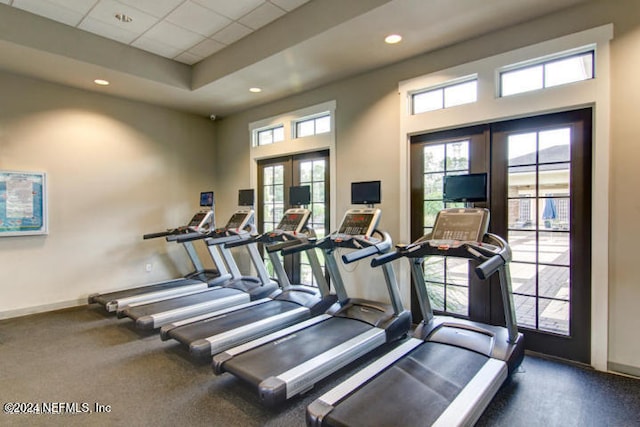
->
[410,109,592,363]
[257,150,329,286]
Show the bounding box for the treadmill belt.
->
[326,342,488,427]
[169,300,301,343]
[123,288,244,318]
[93,279,204,302]
[224,317,372,386]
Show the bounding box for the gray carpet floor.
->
[1,306,639,426]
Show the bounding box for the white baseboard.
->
[0,298,86,320]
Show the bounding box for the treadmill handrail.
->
[341,231,392,264]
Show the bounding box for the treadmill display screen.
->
[431,210,487,242]
[188,212,207,227]
[277,213,305,232]
[225,213,248,229]
[199,191,214,207]
[338,213,374,236]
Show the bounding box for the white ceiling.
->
[3,0,310,65]
[0,0,588,118]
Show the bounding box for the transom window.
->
[412,79,477,114]
[255,125,284,146]
[500,50,594,97]
[295,114,331,138]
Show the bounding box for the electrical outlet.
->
[145,263,152,272]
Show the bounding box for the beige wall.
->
[0,71,216,317]
[213,0,640,373]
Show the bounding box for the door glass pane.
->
[508,230,536,263]
[424,145,445,172]
[421,141,471,317]
[508,132,537,166]
[539,128,570,163]
[299,158,327,287]
[507,127,572,336]
[538,298,570,335]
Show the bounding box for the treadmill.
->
[117,199,279,330]
[213,182,411,406]
[88,191,231,312]
[306,207,525,427]
[161,200,338,359]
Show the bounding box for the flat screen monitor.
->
[199,191,214,207]
[289,185,311,206]
[238,189,254,206]
[443,173,487,203]
[351,181,381,205]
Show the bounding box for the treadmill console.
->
[276,208,311,232]
[430,208,489,245]
[225,210,254,230]
[337,208,381,237]
[187,210,214,232]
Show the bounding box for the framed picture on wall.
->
[0,170,48,237]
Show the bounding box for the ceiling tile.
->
[86,0,159,34]
[193,0,264,20]
[131,36,183,59]
[238,2,285,30]
[211,22,252,45]
[166,1,230,37]
[143,20,205,50]
[174,51,203,65]
[270,0,309,12]
[78,16,140,44]
[12,0,87,26]
[115,0,184,18]
[39,0,98,15]
[189,38,225,57]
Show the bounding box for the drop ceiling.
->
[0,0,588,117]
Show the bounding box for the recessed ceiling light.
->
[384,34,402,44]
[115,13,133,23]
[249,87,262,93]
[94,79,110,86]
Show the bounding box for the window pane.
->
[545,53,593,88]
[446,258,469,286]
[444,80,477,108]
[446,285,469,316]
[508,230,536,263]
[273,126,284,142]
[424,145,445,172]
[423,257,445,283]
[312,182,324,203]
[413,89,443,114]
[258,130,273,146]
[297,120,315,137]
[508,198,537,230]
[273,165,284,184]
[427,282,445,311]
[424,173,444,199]
[274,185,284,203]
[539,298,569,335]
[539,265,570,299]
[501,65,543,96]
[513,294,537,329]
[445,140,469,171]
[424,200,443,228]
[508,132,537,166]
[538,232,570,266]
[313,160,325,181]
[510,261,537,296]
[315,116,331,134]
[264,166,274,186]
[539,128,570,163]
[300,161,312,183]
